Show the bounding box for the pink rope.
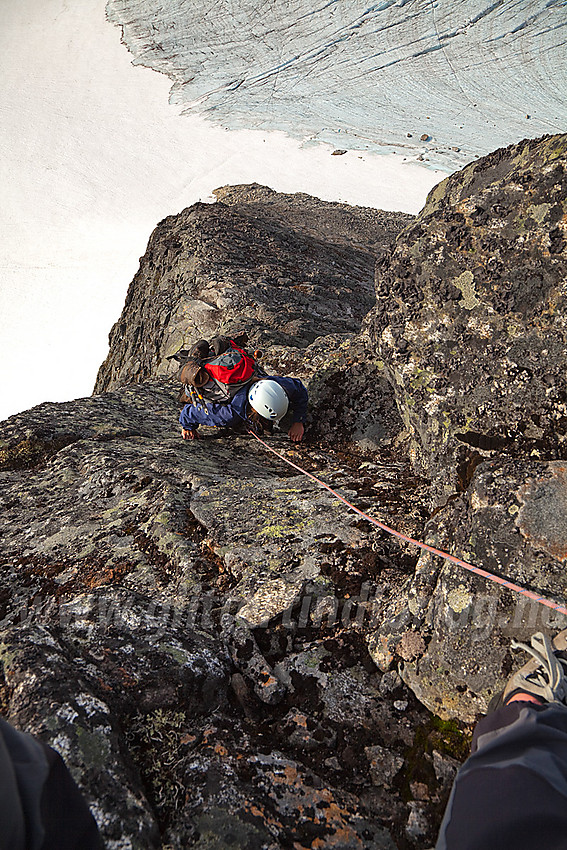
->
[249,431,567,617]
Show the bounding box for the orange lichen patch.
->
[201,726,217,744]
[242,800,280,829]
[312,816,366,849]
[373,633,394,668]
[18,555,138,599]
[247,805,264,819]
[180,733,197,745]
[517,465,567,562]
[96,676,113,693]
[115,666,138,687]
[214,743,228,757]
[82,561,136,589]
[256,756,367,847]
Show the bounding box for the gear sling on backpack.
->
[170,336,263,410]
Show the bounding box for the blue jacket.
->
[179,376,308,431]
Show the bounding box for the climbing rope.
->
[248,430,567,618]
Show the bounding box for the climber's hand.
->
[288,422,305,443]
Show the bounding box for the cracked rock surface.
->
[0,376,454,848]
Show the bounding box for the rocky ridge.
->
[95,184,411,394]
[1,136,566,847]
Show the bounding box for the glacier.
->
[106,0,567,171]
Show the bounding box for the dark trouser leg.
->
[436,703,567,850]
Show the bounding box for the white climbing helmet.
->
[248,380,289,421]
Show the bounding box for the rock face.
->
[0,379,451,847]
[365,134,567,721]
[3,137,567,846]
[368,134,567,493]
[1,186,456,848]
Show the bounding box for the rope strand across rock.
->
[248,430,567,619]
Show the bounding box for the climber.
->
[0,716,101,848]
[180,376,308,442]
[436,628,567,849]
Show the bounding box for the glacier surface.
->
[106,0,567,170]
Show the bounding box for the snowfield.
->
[108,0,567,171]
[0,0,565,419]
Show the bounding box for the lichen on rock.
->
[3,145,566,844]
[365,134,567,721]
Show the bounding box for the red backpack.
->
[202,342,258,399]
[173,337,263,405]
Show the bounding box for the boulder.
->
[366,134,567,498]
[365,134,567,719]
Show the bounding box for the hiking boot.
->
[498,630,567,708]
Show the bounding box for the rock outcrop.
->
[95,184,411,393]
[1,188,454,848]
[367,134,567,494]
[366,134,567,720]
[0,374,447,847]
[2,137,567,846]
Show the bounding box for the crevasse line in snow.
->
[105,0,567,171]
